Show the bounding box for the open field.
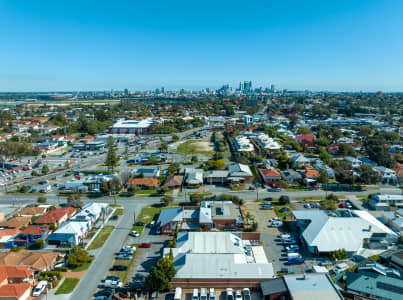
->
[175,140,215,155]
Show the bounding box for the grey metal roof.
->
[260,278,287,296]
[157,207,182,226]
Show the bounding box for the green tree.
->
[148,156,159,165]
[279,195,290,205]
[321,194,339,210]
[37,196,47,204]
[41,165,49,175]
[64,161,70,169]
[319,151,331,164]
[318,169,329,184]
[159,140,168,153]
[172,135,179,142]
[190,193,204,204]
[144,256,176,292]
[105,136,118,172]
[161,195,173,207]
[358,164,381,184]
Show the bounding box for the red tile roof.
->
[260,169,281,177]
[0,283,31,298]
[0,265,33,279]
[34,207,76,224]
[19,225,49,236]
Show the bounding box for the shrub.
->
[54,266,69,272]
[37,196,47,203]
[279,195,290,205]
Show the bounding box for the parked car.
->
[111,265,128,271]
[32,280,47,297]
[304,203,311,208]
[104,276,122,288]
[279,206,290,213]
[110,215,119,220]
[226,288,233,300]
[268,188,282,192]
[140,243,151,248]
[129,230,140,237]
[116,254,132,260]
[134,222,145,226]
[243,288,250,300]
[235,289,242,300]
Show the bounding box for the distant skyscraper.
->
[161,87,165,94]
[243,81,252,92]
[270,84,276,92]
[124,88,129,95]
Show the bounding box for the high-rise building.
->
[270,84,276,92]
[243,81,252,92]
[161,87,165,94]
[124,88,129,95]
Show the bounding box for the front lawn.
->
[87,225,115,250]
[71,260,92,272]
[55,278,80,295]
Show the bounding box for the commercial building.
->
[293,209,398,256]
[165,232,274,288]
[261,274,343,300]
[109,118,153,135]
[157,201,242,234]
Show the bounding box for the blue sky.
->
[0,0,402,92]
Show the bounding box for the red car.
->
[140,243,151,248]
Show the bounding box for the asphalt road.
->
[70,198,159,300]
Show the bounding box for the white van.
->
[209,288,215,300]
[174,287,182,300]
[192,288,199,300]
[200,288,207,300]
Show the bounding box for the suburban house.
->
[185,169,204,187]
[228,163,253,184]
[34,207,77,227]
[13,225,50,248]
[296,135,315,151]
[280,170,303,184]
[163,176,183,189]
[259,169,282,185]
[0,251,60,273]
[292,209,398,256]
[0,265,33,300]
[14,206,47,217]
[204,170,229,185]
[126,178,158,189]
[0,217,31,230]
[291,154,310,168]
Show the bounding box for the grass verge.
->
[55,278,79,295]
[87,225,115,250]
[111,244,139,282]
[113,208,124,216]
[71,260,92,272]
[273,203,292,218]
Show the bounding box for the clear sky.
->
[0,0,402,92]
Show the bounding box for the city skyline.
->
[1,0,403,92]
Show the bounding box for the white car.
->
[32,280,47,297]
[129,230,139,237]
[235,289,242,300]
[243,288,250,300]
[226,288,233,300]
